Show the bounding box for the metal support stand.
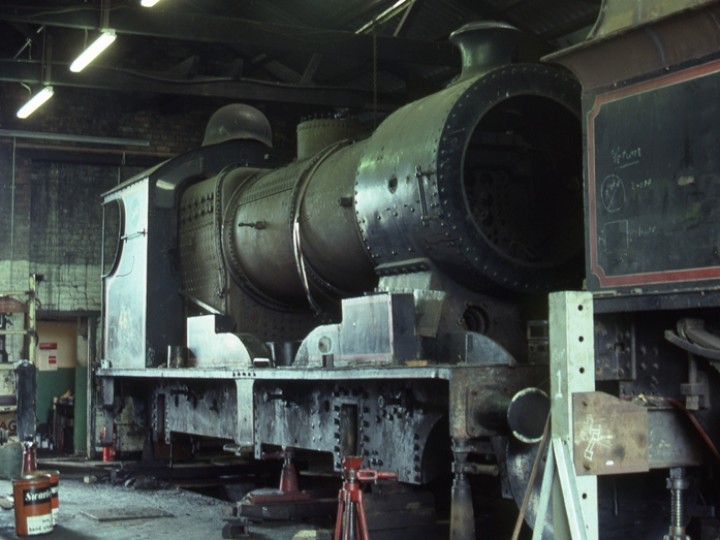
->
[450,439,476,540]
[334,456,396,540]
[278,447,299,493]
[233,445,338,523]
[531,291,598,540]
[242,446,310,506]
[663,467,691,540]
[249,446,304,501]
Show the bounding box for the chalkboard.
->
[587,61,720,291]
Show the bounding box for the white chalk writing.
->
[611,146,642,167]
[631,178,652,191]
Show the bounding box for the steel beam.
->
[0,60,379,107]
[0,4,458,67]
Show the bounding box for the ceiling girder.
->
[0,5,458,67]
[0,60,391,108]
[300,54,323,85]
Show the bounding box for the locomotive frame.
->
[95,3,720,539]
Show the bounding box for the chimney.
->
[449,21,520,82]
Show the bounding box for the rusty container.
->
[12,472,53,536]
[35,470,59,525]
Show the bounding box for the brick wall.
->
[0,83,306,361]
[0,87,215,309]
[27,161,117,311]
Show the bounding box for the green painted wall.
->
[36,367,75,444]
[35,320,87,454]
[73,362,88,455]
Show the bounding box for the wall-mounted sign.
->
[38,342,58,372]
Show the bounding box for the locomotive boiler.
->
[94,2,720,537]
[98,21,583,538]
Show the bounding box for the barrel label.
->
[23,487,52,505]
[25,513,53,534]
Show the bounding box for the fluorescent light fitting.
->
[16,86,54,119]
[69,30,117,73]
[141,0,161,6]
[355,0,412,33]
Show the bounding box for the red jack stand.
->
[278,447,299,493]
[226,447,313,536]
[235,446,338,522]
[246,446,310,505]
[334,456,397,540]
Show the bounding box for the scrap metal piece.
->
[81,507,173,521]
[572,391,649,476]
[573,391,705,474]
[237,496,336,522]
[222,518,252,539]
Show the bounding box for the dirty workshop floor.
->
[0,470,330,540]
[0,451,463,540]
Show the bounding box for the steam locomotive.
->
[97,8,720,540]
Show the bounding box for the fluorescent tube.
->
[16,86,55,119]
[141,0,161,6]
[70,30,117,73]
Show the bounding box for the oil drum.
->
[35,470,59,525]
[12,472,53,536]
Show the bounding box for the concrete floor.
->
[0,450,457,540]
[0,472,329,540]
